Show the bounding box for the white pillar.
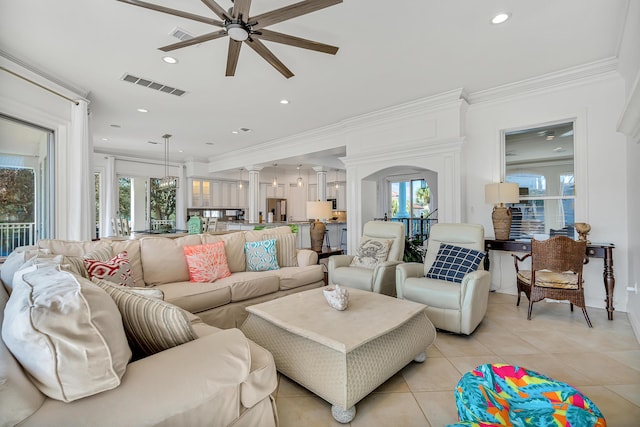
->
[102,156,118,237]
[247,166,262,223]
[131,178,147,231]
[313,166,328,201]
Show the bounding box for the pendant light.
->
[158,134,178,190]
[272,164,278,187]
[238,168,244,189]
[335,169,339,189]
[297,165,303,187]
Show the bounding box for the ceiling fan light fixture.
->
[227,22,249,41]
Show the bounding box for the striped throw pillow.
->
[266,233,298,267]
[93,279,197,359]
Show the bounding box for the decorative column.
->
[313,166,328,201]
[131,178,147,231]
[247,166,262,223]
[102,156,118,238]
[397,181,410,218]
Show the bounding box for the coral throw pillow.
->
[183,242,231,282]
[84,251,135,287]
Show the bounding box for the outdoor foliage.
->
[150,178,176,221]
[0,168,35,222]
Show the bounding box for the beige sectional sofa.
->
[1,226,323,426]
[38,226,324,328]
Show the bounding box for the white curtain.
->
[67,99,93,240]
[102,156,118,237]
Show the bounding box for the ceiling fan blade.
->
[226,39,242,76]
[232,0,252,20]
[250,0,342,30]
[244,38,294,78]
[116,0,223,26]
[159,29,228,52]
[200,0,231,21]
[252,29,338,55]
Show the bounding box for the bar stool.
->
[340,227,347,251]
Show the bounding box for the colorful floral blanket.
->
[448,363,606,427]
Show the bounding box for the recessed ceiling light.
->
[137,108,148,113]
[178,149,184,153]
[162,56,178,64]
[231,130,239,134]
[491,13,511,24]
[101,138,108,141]
[280,99,289,104]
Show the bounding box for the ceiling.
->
[0,0,630,173]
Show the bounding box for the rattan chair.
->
[512,236,591,327]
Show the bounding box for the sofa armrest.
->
[396,263,425,299]
[296,249,318,267]
[328,254,354,270]
[21,329,254,427]
[372,260,404,295]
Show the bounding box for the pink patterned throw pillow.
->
[84,251,135,287]
[183,242,231,283]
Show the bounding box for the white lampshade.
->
[307,201,333,220]
[485,182,520,205]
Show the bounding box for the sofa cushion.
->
[2,265,131,402]
[94,279,197,359]
[245,239,279,272]
[156,280,232,314]
[276,265,324,290]
[110,239,144,287]
[37,239,111,256]
[201,232,246,273]
[426,243,485,283]
[0,284,45,427]
[84,250,135,287]
[215,271,281,302]
[0,246,44,291]
[183,242,231,282]
[350,238,392,269]
[266,233,298,267]
[403,276,462,310]
[140,235,202,285]
[245,225,292,242]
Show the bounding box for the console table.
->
[484,239,616,320]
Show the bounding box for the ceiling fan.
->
[117,0,342,78]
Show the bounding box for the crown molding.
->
[467,58,619,105]
[618,70,640,142]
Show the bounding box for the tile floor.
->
[273,292,640,426]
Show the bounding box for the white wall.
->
[465,72,629,313]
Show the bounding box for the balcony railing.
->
[0,222,36,258]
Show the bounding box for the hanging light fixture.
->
[297,165,303,187]
[238,168,244,189]
[272,164,278,187]
[335,169,339,189]
[158,134,179,190]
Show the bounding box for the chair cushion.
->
[84,250,135,287]
[3,265,131,402]
[454,363,606,426]
[183,242,231,283]
[349,238,392,269]
[245,239,279,272]
[426,243,484,283]
[331,265,375,291]
[94,279,197,359]
[517,270,579,289]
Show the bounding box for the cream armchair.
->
[396,223,490,335]
[328,221,405,296]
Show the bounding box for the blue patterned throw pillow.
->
[245,239,280,272]
[426,243,485,283]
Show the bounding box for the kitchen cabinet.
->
[190,178,247,208]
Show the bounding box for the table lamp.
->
[307,201,333,251]
[485,182,520,240]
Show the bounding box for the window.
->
[0,115,54,258]
[150,178,176,231]
[504,121,575,238]
[390,178,433,241]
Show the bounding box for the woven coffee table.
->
[240,287,436,423]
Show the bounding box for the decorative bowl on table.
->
[323,285,349,311]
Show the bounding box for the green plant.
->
[403,237,425,263]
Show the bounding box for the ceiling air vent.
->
[120,74,187,97]
[170,27,194,41]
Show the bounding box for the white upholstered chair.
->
[396,223,490,335]
[328,221,405,296]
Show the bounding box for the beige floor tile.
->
[446,355,507,376]
[605,350,640,371]
[552,352,640,385]
[498,353,595,387]
[606,384,640,406]
[515,327,593,353]
[276,396,346,427]
[277,375,314,397]
[401,357,462,392]
[413,391,459,427]
[350,392,429,427]
[433,332,494,358]
[472,327,543,356]
[578,385,640,426]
